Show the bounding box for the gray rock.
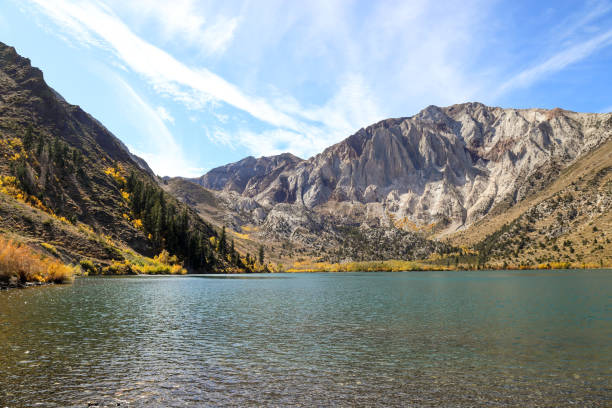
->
[196,103,612,235]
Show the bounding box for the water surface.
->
[1,270,611,406]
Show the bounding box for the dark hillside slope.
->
[0,42,247,272]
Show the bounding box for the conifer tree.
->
[219,226,227,255]
[23,124,35,150]
[258,245,265,265]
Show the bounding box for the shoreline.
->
[3,267,611,290]
[83,267,612,275]
[0,280,55,290]
[283,267,612,273]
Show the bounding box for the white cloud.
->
[497,28,612,95]
[27,0,301,131]
[208,128,315,159]
[197,15,239,55]
[550,0,612,43]
[205,127,236,150]
[155,106,174,124]
[129,148,205,178]
[26,0,388,162]
[104,0,240,55]
[111,76,202,177]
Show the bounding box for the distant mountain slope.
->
[196,103,612,234]
[183,102,612,267]
[0,42,250,272]
[166,176,454,265]
[456,138,612,267]
[194,153,303,202]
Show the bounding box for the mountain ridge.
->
[0,41,254,274]
[171,101,612,268]
[194,102,611,233]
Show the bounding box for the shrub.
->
[549,262,571,270]
[0,236,75,284]
[104,166,126,186]
[100,256,187,275]
[101,260,135,275]
[79,259,97,275]
[171,264,187,275]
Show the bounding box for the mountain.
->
[194,153,303,201]
[453,137,612,267]
[0,42,250,274]
[165,175,452,266]
[182,102,611,267]
[196,103,611,231]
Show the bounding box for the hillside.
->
[166,176,454,267]
[457,138,612,268]
[0,41,254,275]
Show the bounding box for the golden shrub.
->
[0,237,75,284]
[104,166,127,186]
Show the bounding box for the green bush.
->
[79,259,97,274]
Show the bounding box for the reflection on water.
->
[194,274,291,279]
[1,270,611,406]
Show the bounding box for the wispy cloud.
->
[111,76,202,177]
[25,0,388,162]
[105,0,240,55]
[497,28,612,95]
[155,106,174,124]
[551,0,612,43]
[27,0,301,130]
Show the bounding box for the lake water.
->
[0,270,611,407]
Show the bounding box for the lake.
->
[1,270,611,406]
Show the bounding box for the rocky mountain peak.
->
[195,102,612,234]
[194,151,303,197]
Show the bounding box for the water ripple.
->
[0,271,611,406]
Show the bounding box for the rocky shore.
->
[0,280,52,290]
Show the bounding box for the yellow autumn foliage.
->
[104,166,126,185]
[0,175,50,213]
[40,242,59,257]
[99,249,187,275]
[286,259,450,273]
[0,236,75,284]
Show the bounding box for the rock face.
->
[194,153,303,206]
[196,103,612,234]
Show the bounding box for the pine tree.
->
[23,124,35,150]
[219,226,227,255]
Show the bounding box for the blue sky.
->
[1,0,612,177]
